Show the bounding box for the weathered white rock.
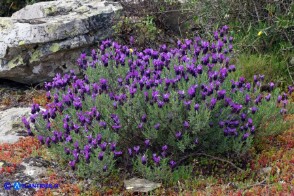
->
[124,177,161,193]
[20,157,51,180]
[0,0,122,84]
[0,107,31,144]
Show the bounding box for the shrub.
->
[24,26,292,183]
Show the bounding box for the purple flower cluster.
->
[24,25,292,175]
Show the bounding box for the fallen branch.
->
[176,152,245,172]
[244,179,267,189]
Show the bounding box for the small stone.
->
[124,178,161,193]
[259,167,272,175]
[0,161,4,169]
[20,157,51,180]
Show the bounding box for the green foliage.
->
[232,53,292,89]
[113,15,163,50]
[114,0,293,89]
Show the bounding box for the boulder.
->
[0,0,122,84]
[124,177,161,193]
[0,107,31,144]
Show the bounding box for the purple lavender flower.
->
[251,106,258,114]
[188,86,196,98]
[141,114,147,122]
[245,94,251,105]
[194,138,199,144]
[245,83,251,91]
[162,145,168,151]
[157,100,164,108]
[64,147,70,155]
[69,160,76,170]
[98,151,104,161]
[183,121,190,129]
[73,97,82,110]
[178,90,185,99]
[228,65,236,72]
[247,118,253,127]
[175,131,182,140]
[197,65,203,74]
[152,90,160,101]
[231,103,242,113]
[37,135,44,144]
[30,114,37,123]
[100,142,107,151]
[84,151,90,163]
[96,134,102,145]
[130,36,134,45]
[213,31,219,40]
[113,151,123,157]
[46,121,51,131]
[144,139,150,147]
[141,155,147,165]
[163,93,170,103]
[31,104,40,114]
[241,113,247,121]
[210,98,217,110]
[250,126,255,134]
[280,108,287,115]
[22,116,30,129]
[184,100,191,110]
[154,123,160,130]
[265,94,271,101]
[217,89,226,100]
[133,146,140,154]
[73,124,80,134]
[194,103,200,111]
[219,121,225,128]
[242,133,250,140]
[112,125,122,131]
[277,95,282,103]
[99,121,107,129]
[66,135,73,143]
[99,78,108,90]
[169,160,176,169]
[153,154,161,165]
[209,122,214,128]
[103,165,108,172]
[45,137,51,148]
[110,142,116,151]
[138,123,143,129]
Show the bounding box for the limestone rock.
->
[124,177,161,193]
[20,157,52,180]
[0,0,122,84]
[0,107,31,144]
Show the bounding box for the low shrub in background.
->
[23,26,292,184]
[0,0,52,17]
[114,0,294,88]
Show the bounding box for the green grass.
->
[232,52,293,89]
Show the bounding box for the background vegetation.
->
[0,0,52,17]
[113,0,294,88]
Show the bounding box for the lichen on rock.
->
[0,0,122,84]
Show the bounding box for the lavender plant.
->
[24,26,293,183]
